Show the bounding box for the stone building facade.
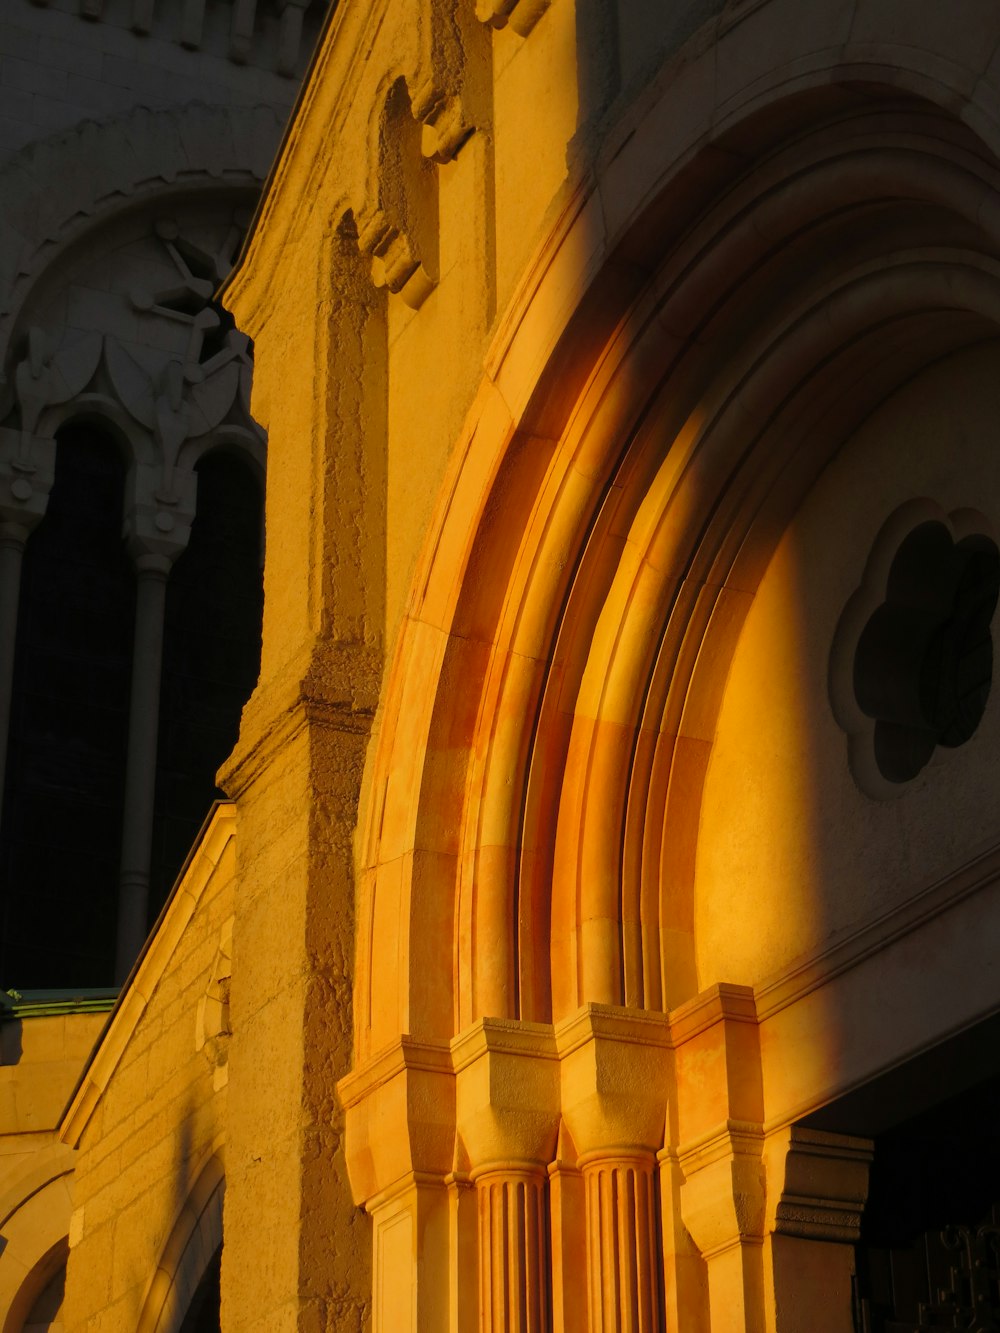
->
[0,1,324,1328]
[5,0,1000,1331]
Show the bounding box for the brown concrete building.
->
[4,0,1000,1330]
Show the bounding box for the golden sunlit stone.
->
[5,1,1000,1331]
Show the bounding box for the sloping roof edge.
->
[58,802,237,1149]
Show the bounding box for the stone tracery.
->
[0,194,265,982]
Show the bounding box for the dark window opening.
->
[0,422,133,989]
[179,1245,222,1333]
[152,451,262,915]
[854,1073,1000,1332]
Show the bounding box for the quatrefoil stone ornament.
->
[831,503,1000,796]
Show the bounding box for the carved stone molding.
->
[1,202,264,565]
[0,103,283,369]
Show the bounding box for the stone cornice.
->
[58,804,237,1149]
[337,1034,453,1110]
[754,835,1000,1021]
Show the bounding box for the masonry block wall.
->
[60,807,236,1332]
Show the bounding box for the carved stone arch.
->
[354,22,1000,1062]
[136,1145,225,1333]
[0,101,283,372]
[0,173,267,563]
[0,1154,74,1333]
[0,108,271,981]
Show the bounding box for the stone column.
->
[0,520,30,818]
[115,549,172,977]
[454,1019,561,1333]
[115,457,199,979]
[581,1150,659,1332]
[477,1167,547,1332]
[556,1006,672,1333]
[0,433,55,829]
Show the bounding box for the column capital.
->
[555,1003,671,1158]
[0,426,56,540]
[452,1017,560,1174]
[338,1036,456,1210]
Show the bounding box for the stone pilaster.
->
[673,985,766,1333]
[220,681,375,1333]
[339,1037,456,1333]
[761,1127,872,1333]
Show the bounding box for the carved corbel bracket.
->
[764,1126,873,1245]
[338,1036,456,1208]
[476,0,552,37]
[0,425,55,541]
[355,207,436,310]
[196,916,234,1090]
[123,455,197,567]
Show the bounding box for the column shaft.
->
[116,555,170,978]
[477,1169,547,1333]
[583,1154,658,1333]
[0,528,28,821]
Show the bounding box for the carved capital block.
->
[0,427,55,537]
[679,1122,767,1259]
[555,1004,671,1157]
[452,1018,560,1173]
[338,1037,456,1208]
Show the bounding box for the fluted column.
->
[581,1150,658,1333]
[556,1006,672,1333]
[477,1167,548,1333]
[454,1019,562,1333]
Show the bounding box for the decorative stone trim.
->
[831,500,999,797]
[338,994,876,1333]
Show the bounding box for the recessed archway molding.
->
[356,87,1000,1055]
[343,18,1000,1332]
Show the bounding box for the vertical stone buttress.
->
[220,224,383,1330]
